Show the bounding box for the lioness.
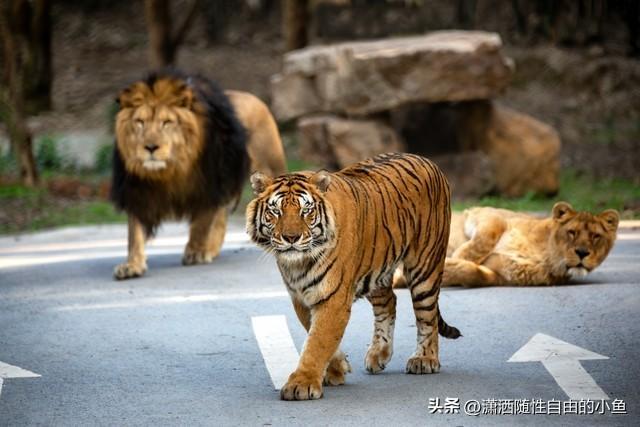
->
[443,202,619,286]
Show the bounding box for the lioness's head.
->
[115,75,204,179]
[550,201,619,278]
[246,171,336,262]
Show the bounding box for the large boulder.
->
[481,104,561,197]
[298,115,404,169]
[271,30,514,121]
[390,100,560,198]
[431,151,496,199]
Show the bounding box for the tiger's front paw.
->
[280,371,323,401]
[113,261,147,280]
[324,351,352,386]
[182,248,218,266]
[406,356,440,374]
[365,342,393,374]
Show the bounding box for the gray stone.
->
[480,104,561,197]
[298,115,404,169]
[431,151,496,199]
[271,30,514,121]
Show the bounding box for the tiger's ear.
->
[250,172,272,195]
[310,171,331,193]
[552,201,576,223]
[598,209,619,232]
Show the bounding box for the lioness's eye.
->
[568,230,576,239]
[134,119,144,129]
[162,120,173,128]
[592,233,601,242]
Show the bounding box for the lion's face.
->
[549,202,619,278]
[247,171,335,263]
[115,78,204,179]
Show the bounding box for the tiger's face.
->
[550,202,619,278]
[246,171,335,262]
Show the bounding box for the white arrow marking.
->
[251,315,300,390]
[508,333,609,400]
[0,361,41,399]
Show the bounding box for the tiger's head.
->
[549,201,619,278]
[246,171,336,262]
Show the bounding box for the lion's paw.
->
[324,352,352,386]
[365,342,392,374]
[280,371,323,401]
[182,249,217,266]
[113,262,147,280]
[405,356,440,375]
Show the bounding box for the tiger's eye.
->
[269,207,281,216]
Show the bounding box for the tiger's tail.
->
[438,307,462,339]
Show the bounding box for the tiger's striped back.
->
[331,153,451,299]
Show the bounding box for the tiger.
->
[246,153,461,401]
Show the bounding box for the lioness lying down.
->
[442,202,619,286]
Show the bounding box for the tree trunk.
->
[1,0,52,114]
[144,0,201,68]
[283,0,309,51]
[10,112,38,187]
[25,0,53,114]
[0,87,39,186]
[145,0,175,67]
[456,0,477,29]
[0,0,48,186]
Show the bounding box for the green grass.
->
[452,170,640,218]
[286,158,320,172]
[27,201,125,231]
[0,184,43,199]
[0,183,125,235]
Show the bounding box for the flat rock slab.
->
[271,30,514,120]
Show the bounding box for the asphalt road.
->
[1,219,639,426]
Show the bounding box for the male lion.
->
[111,70,286,280]
[442,202,619,287]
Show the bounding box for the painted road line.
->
[252,315,300,390]
[0,244,254,270]
[0,361,41,399]
[0,231,251,255]
[54,290,289,311]
[508,333,609,400]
